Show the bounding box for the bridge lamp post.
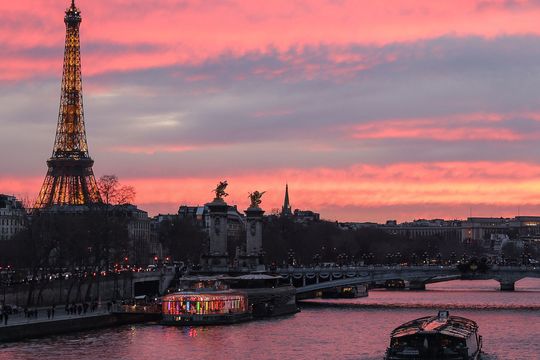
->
[312,253,321,266]
[521,251,529,265]
[411,252,417,265]
[287,249,296,266]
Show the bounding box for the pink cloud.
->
[4,161,540,221]
[4,1,540,80]
[107,145,196,155]
[350,113,540,142]
[123,161,540,220]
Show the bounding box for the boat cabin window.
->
[391,334,467,354]
[162,294,247,316]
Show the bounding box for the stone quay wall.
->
[2,274,135,307]
[0,313,160,342]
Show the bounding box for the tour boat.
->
[385,311,482,360]
[161,276,251,325]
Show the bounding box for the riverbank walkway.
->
[1,306,109,328]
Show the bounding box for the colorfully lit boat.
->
[161,277,251,325]
[385,311,482,360]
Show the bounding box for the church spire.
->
[281,183,292,217]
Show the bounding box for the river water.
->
[0,279,539,360]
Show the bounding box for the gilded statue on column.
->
[248,190,265,208]
[213,180,229,200]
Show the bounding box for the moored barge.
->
[161,277,251,325]
[385,311,482,360]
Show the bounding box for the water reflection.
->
[0,279,538,360]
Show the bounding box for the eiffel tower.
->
[35,0,102,208]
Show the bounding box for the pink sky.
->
[2,0,540,221]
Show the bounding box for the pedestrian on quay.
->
[77,304,82,315]
[51,304,56,319]
[3,311,8,325]
[83,302,88,314]
[65,304,69,315]
[107,301,112,312]
[47,308,51,319]
[0,311,3,325]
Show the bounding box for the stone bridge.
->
[131,269,176,297]
[276,265,540,293]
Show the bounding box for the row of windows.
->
[0,218,24,226]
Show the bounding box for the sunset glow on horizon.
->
[3,0,540,222]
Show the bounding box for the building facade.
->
[0,195,26,241]
[461,216,540,243]
[178,204,245,242]
[114,204,153,265]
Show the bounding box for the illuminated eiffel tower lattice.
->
[35,1,102,208]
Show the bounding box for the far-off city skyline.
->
[4,0,540,221]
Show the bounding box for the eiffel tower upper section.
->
[35,0,102,208]
[54,0,88,159]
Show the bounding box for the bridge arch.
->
[276,265,540,294]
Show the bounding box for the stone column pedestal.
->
[202,198,229,269]
[237,206,265,270]
[245,206,264,255]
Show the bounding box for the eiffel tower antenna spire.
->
[35,1,101,208]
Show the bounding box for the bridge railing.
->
[275,265,457,274]
[275,265,539,274]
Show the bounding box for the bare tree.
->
[17,193,36,212]
[97,175,136,205]
[115,185,136,205]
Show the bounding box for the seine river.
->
[1,279,539,360]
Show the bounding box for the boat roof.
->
[390,312,478,340]
[163,289,246,299]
